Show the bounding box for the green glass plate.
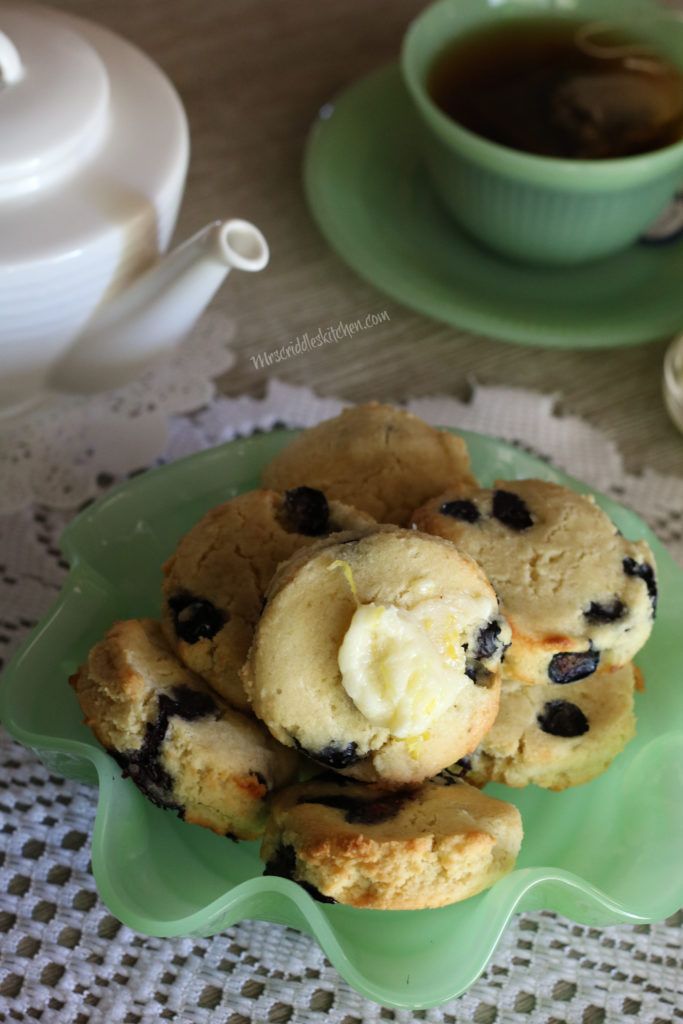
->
[1,430,682,1009]
[303,63,683,348]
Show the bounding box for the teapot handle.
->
[0,31,23,85]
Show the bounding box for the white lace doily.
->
[0,312,236,514]
[1,363,682,1023]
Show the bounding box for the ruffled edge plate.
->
[1,428,682,1009]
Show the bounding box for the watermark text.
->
[250,310,390,370]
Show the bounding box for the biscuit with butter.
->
[241,528,511,785]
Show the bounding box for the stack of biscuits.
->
[70,404,657,911]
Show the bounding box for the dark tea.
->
[428,16,683,159]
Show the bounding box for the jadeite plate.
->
[1,430,682,1010]
[303,63,683,349]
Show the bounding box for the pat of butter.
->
[337,602,469,738]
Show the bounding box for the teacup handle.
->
[0,30,23,85]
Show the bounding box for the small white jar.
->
[663,333,683,435]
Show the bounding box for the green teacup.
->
[401,0,683,266]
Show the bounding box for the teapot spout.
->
[50,219,269,394]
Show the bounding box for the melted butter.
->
[337,602,469,738]
[329,558,497,739]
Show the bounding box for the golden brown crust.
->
[70,618,299,839]
[260,778,523,909]
[261,403,478,525]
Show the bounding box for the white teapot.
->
[0,2,269,418]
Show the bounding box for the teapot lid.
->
[0,3,109,196]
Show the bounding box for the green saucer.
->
[303,63,683,349]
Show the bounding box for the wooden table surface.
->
[51,0,683,479]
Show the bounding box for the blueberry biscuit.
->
[445,662,639,791]
[260,776,523,909]
[161,487,373,710]
[70,618,299,839]
[412,479,657,687]
[241,528,511,785]
[260,403,478,525]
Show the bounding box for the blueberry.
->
[111,747,176,809]
[111,707,176,810]
[473,620,502,660]
[492,490,533,531]
[314,741,361,770]
[111,687,216,812]
[548,646,599,684]
[437,759,471,784]
[537,699,589,737]
[263,843,337,904]
[440,499,480,523]
[301,791,408,825]
[168,593,225,644]
[623,557,658,612]
[350,793,408,827]
[584,598,626,624]
[167,685,217,720]
[282,487,330,536]
[465,663,495,687]
[263,841,296,878]
[299,880,339,904]
[465,620,505,685]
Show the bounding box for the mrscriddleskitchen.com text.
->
[251,310,390,370]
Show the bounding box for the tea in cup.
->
[401,0,683,265]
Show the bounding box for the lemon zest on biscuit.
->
[405,731,430,759]
[328,559,360,604]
